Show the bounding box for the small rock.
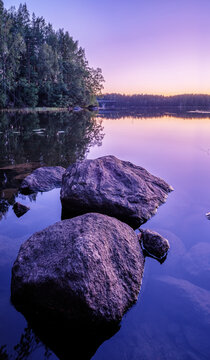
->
[206,212,210,220]
[152,230,186,274]
[138,228,170,262]
[61,156,173,229]
[13,202,30,218]
[88,105,99,111]
[20,166,66,193]
[11,213,144,326]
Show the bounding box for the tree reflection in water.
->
[0,110,104,220]
[0,111,104,168]
[0,326,52,359]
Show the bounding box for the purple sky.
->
[4,0,210,94]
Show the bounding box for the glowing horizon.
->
[102,92,210,96]
[4,0,210,96]
[102,89,210,96]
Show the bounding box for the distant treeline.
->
[100,94,210,108]
[0,1,104,108]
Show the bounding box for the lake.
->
[0,110,210,359]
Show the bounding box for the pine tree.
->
[0,2,104,108]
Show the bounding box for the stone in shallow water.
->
[206,212,210,220]
[13,202,30,218]
[20,166,66,193]
[11,213,144,326]
[0,162,40,202]
[61,155,173,229]
[138,228,170,262]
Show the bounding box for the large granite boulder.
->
[60,156,173,229]
[20,166,66,193]
[11,213,144,326]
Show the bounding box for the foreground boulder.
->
[138,229,170,262]
[20,166,66,193]
[61,156,173,229]
[11,213,144,326]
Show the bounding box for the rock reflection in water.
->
[11,306,119,360]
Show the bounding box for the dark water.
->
[0,110,210,359]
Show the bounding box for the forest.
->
[0,1,104,108]
[101,93,210,108]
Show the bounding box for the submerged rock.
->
[11,213,144,326]
[140,276,210,359]
[155,276,210,325]
[184,242,210,290]
[20,166,66,193]
[138,229,170,262]
[61,155,173,229]
[13,202,30,218]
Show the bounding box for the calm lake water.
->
[0,110,210,359]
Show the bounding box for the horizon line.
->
[101,92,210,97]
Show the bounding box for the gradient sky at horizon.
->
[3,0,210,95]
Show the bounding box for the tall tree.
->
[0,2,104,108]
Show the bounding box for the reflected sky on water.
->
[0,112,210,359]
